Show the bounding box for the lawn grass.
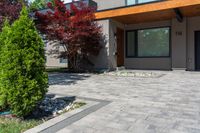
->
[0,117,42,133]
[0,102,86,133]
[73,102,86,108]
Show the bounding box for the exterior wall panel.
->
[93,0,125,11]
[171,18,187,70]
[89,19,110,69]
[45,41,68,68]
[125,58,171,70]
[109,20,125,70]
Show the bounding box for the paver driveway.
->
[48,71,200,133]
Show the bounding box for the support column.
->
[171,18,187,70]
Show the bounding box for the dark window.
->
[126,0,159,5]
[127,31,136,57]
[126,27,170,57]
[60,58,68,63]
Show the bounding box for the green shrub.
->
[0,7,48,117]
[0,20,11,109]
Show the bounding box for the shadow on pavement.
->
[48,73,91,86]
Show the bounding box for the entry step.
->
[116,66,125,71]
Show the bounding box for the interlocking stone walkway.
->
[48,71,200,133]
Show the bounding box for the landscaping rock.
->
[103,70,164,78]
[24,95,76,120]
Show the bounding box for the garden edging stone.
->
[24,95,111,133]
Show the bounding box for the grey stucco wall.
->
[45,40,68,68]
[89,19,110,69]
[171,18,187,70]
[109,19,125,70]
[93,0,125,11]
[162,16,200,71]
[125,58,171,70]
[187,16,200,71]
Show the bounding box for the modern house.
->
[89,0,200,71]
[43,0,200,71]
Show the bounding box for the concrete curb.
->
[24,95,111,133]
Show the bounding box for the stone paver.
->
[48,71,200,133]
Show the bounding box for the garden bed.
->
[0,95,86,133]
[103,70,165,78]
[46,68,68,73]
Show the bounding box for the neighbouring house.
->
[43,0,200,71]
[39,0,97,69]
[44,40,68,69]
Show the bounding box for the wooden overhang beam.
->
[95,0,200,20]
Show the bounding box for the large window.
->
[60,58,68,63]
[127,31,136,56]
[126,0,159,6]
[126,27,170,57]
[127,0,136,5]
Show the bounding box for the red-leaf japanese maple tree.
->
[0,0,22,30]
[35,0,102,71]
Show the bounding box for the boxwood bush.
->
[0,7,48,117]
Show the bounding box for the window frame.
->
[125,0,162,6]
[125,26,171,58]
[96,0,164,12]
